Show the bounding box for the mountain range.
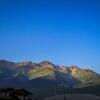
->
[0,60,100,98]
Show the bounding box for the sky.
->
[0,0,100,73]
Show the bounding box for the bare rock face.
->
[69,65,80,72]
[39,61,55,69]
[16,62,33,67]
[60,65,80,73]
[60,66,70,72]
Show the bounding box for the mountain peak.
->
[39,60,55,69]
[69,65,80,72]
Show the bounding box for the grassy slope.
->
[74,70,100,87]
[28,68,56,79]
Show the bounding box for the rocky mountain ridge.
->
[0,60,100,90]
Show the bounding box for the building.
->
[14,89,33,100]
[0,88,14,97]
[0,88,33,100]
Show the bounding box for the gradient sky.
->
[0,0,100,73]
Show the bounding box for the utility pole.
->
[63,85,66,100]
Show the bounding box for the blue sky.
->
[0,0,100,73]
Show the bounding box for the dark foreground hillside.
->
[43,85,100,100]
[44,94,100,100]
[68,85,100,96]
